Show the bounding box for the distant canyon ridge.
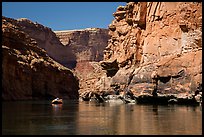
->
[2,2,202,101]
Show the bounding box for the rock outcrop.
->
[2,16,79,100]
[96,2,202,103]
[55,28,109,62]
[3,17,77,69]
[55,28,110,93]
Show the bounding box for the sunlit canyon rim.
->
[2,2,202,105]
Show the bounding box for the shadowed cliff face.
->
[55,28,110,93]
[99,2,202,96]
[4,17,77,69]
[55,28,110,62]
[2,16,79,100]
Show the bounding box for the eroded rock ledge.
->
[80,2,202,105]
[2,16,79,100]
[3,16,77,69]
[55,28,109,62]
[55,28,110,93]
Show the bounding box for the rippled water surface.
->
[2,100,202,135]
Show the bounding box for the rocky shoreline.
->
[79,87,202,105]
[78,2,202,106]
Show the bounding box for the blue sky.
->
[2,2,126,31]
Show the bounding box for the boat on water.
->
[51,98,63,104]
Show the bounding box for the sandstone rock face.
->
[75,62,110,93]
[55,28,110,93]
[4,17,77,69]
[2,16,79,100]
[55,28,109,62]
[100,2,202,97]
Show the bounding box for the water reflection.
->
[76,102,202,135]
[52,104,63,115]
[2,100,202,135]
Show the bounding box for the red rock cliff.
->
[2,16,79,100]
[55,28,109,62]
[55,28,109,93]
[6,17,77,69]
[100,2,202,96]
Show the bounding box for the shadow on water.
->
[2,100,202,135]
[2,100,79,135]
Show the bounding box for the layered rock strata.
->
[2,16,79,100]
[3,16,77,69]
[55,28,109,62]
[97,2,202,103]
[55,28,110,93]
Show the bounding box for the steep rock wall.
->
[100,2,202,96]
[4,17,77,69]
[55,28,109,93]
[2,16,79,100]
[55,28,109,62]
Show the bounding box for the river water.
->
[2,100,202,135]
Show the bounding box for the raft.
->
[51,98,63,104]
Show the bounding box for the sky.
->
[2,2,127,31]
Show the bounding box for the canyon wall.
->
[55,28,109,62]
[2,16,79,100]
[4,17,77,69]
[2,2,202,100]
[99,2,202,97]
[55,28,109,93]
